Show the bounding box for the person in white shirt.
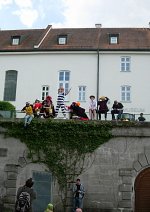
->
[89,95,97,120]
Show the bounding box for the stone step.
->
[0,148,7,157]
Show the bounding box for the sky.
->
[0,0,150,30]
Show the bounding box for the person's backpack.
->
[15,191,31,212]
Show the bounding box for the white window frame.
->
[110,36,118,44]
[59,71,70,100]
[58,36,67,45]
[121,56,131,72]
[121,85,131,102]
[12,36,20,45]
[78,86,86,101]
[42,85,49,100]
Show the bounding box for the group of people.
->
[21,88,146,127]
[15,177,84,212]
[89,95,124,120]
[21,87,90,127]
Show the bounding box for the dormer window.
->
[11,36,21,45]
[109,34,119,44]
[58,35,67,45]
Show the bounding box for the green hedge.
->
[0,101,15,111]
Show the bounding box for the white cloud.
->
[13,8,39,28]
[14,0,32,8]
[13,0,39,28]
[0,0,12,10]
[57,0,150,28]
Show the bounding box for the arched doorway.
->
[135,167,150,212]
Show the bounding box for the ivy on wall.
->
[0,119,113,210]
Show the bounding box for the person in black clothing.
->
[69,102,89,120]
[138,113,146,122]
[97,96,109,120]
[73,179,85,212]
[111,100,124,120]
[15,178,36,212]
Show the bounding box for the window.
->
[78,86,86,101]
[3,70,18,101]
[11,36,20,45]
[109,34,119,44]
[42,85,49,100]
[59,71,70,95]
[121,85,131,102]
[121,56,131,72]
[58,35,67,45]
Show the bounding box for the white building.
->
[0,25,150,119]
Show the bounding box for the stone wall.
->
[1,125,150,211]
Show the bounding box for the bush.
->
[0,101,15,111]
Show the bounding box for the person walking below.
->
[97,96,109,120]
[55,87,71,119]
[89,95,97,120]
[73,179,85,212]
[15,178,36,212]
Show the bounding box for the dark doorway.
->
[32,171,52,212]
[135,167,150,212]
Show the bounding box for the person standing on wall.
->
[55,87,71,119]
[89,95,97,120]
[73,178,85,212]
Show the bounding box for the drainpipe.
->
[95,24,102,119]
[96,48,100,120]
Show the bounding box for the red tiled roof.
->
[0,26,150,51]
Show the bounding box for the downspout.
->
[96,25,102,119]
[96,48,100,120]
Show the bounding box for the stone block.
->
[5,180,16,188]
[122,192,132,200]
[119,169,133,176]
[3,203,15,212]
[18,157,27,167]
[3,195,16,204]
[4,164,18,173]
[138,153,148,167]
[122,176,132,184]
[145,149,150,164]
[118,200,132,208]
[7,172,17,180]
[0,148,7,157]
[7,188,16,195]
[133,161,142,172]
[119,184,132,192]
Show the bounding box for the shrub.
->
[0,101,15,111]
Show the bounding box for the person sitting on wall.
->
[97,96,109,120]
[41,96,55,118]
[21,102,34,128]
[111,100,124,120]
[138,113,146,122]
[33,99,42,118]
[69,102,89,120]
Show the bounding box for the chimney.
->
[95,24,102,28]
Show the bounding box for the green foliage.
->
[0,101,15,111]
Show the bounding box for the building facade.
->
[0,25,150,119]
